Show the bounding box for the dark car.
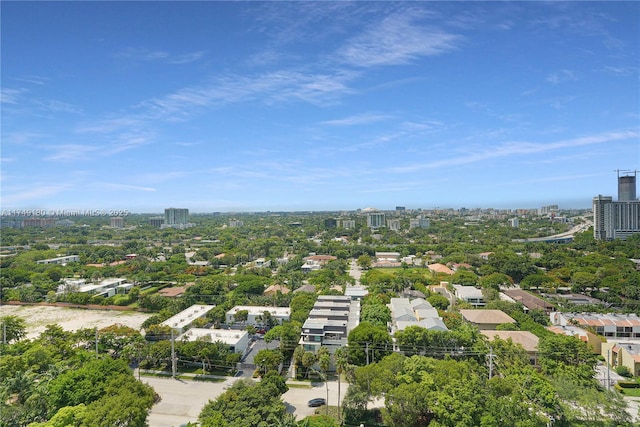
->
[307,398,326,407]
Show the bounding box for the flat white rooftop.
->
[162,304,216,330]
[454,285,484,299]
[226,305,291,317]
[179,328,247,345]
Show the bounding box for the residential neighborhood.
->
[2,202,640,426]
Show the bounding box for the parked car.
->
[307,398,326,407]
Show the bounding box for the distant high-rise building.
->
[604,201,640,240]
[367,212,385,229]
[110,217,124,228]
[149,216,165,228]
[593,195,613,240]
[509,218,519,228]
[396,206,406,212]
[23,218,56,228]
[409,215,430,229]
[164,208,189,225]
[324,218,337,228]
[540,205,559,215]
[229,219,243,228]
[340,219,356,229]
[618,173,637,201]
[387,219,400,231]
[593,173,640,240]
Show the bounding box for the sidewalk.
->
[139,368,235,381]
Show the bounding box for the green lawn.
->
[618,387,640,397]
[139,371,224,382]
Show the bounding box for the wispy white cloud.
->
[1,185,70,205]
[465,101,528,124]
[546,69,578,84]
[519,173,606,184]
[1,88,27,104]
[95,182,156,192]
[520,87,539,96]
[76,117,144,134]
[34,99,83,114]
[339,12,461,67]
[169,51,205,64]
[115,47,205,64]
[14,75,48,85]
[530,7,625,53]
[320,113,392,126]
[237,147,280,158]
[44,144,99,161]
[332,119,446,153]
[524,151,600,165]
[602,66,637,77]
[136,69,356,119]
[399,120,443,132]
[0,157,16,163]
[3,131,46,145]
[207,159,373,186]
[134,171,189,184]
[252,1,369,47]
[106,131,155,155]
[547,95,577,110]
[389,130,639,173]
[360,181,423,194]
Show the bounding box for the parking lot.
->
[144,375,345,426]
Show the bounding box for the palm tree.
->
[293,346,305,379]
[274,413,297,427]
[312,351,331,417]
[334,347,348,422]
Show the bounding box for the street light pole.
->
[325,375,329,416]
[171,329,176,379]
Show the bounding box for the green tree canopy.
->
[0,315,27,343]
[198,378,287,427]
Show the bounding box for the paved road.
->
[144,375,346,427]
[512,215,592,243]
[348,259,362,285]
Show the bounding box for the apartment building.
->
[300,295,360,354]
[550,312,640,339]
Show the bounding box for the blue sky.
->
[2,1,639,213]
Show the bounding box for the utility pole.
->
[487,346,494,379]
[607,349,611,390]
[365,342,369,365]
[171,329,177,379]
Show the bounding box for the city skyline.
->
[2,2,639,212]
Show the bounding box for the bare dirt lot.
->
[0,304,152,338]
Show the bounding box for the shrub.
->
[614,381,640,393]
[615,365,633,378]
